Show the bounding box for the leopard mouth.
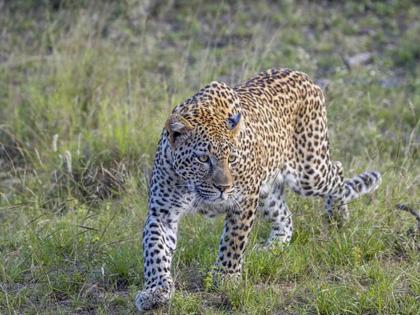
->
[196,188,220,201]
[196,187,231,203]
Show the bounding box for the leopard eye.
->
[228,154,237,163]
[197,154,210,163]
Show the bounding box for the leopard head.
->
[165,81,241,203]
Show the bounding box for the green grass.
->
[0,0,419,314]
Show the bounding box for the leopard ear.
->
[227,112,241,137]
[165,114,193,147]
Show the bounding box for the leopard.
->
[135,68,381,311]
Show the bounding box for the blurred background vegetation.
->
[0,0,419,314]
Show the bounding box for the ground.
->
[0,1,419,314]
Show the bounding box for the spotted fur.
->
[135,68,381,311]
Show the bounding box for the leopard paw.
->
[134,283,173,312]
[212,269,241,288]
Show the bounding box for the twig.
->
[78,225,99,232]
[396,203,420,233]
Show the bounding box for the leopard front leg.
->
[215,195,258,281]
[135,214,180,311]
[135,182,190,311]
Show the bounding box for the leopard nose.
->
[214,183,232,193]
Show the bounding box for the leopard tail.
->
[341,171,381,204]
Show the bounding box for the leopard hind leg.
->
[290,82,381,222]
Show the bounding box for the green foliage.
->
[0,0,419,314]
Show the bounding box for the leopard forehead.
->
[181,119,238,158]
[175,81,241,142]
